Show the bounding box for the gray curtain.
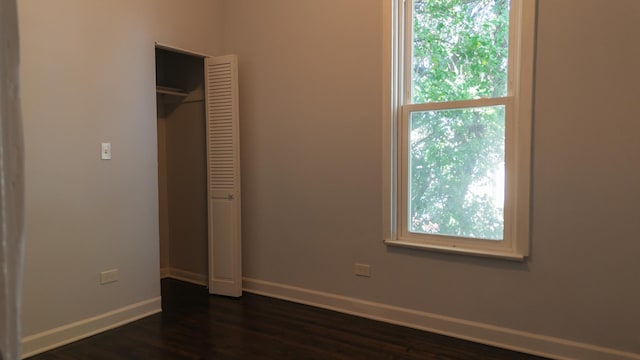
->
[0,0,25,359]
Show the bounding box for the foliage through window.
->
[409,0,509,240]
[385,0,535,259]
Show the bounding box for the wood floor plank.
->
[28,279,547,360]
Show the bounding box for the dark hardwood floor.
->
[29,279,547,359]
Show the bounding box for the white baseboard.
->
[22,297,161,359]
[162,267,207,286]
[243,278,640,360]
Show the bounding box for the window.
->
[383,0,535,260]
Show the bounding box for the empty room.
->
[2,0,639,359]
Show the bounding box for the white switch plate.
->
[101,142,112,160]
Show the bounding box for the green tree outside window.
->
[409,0,509,240]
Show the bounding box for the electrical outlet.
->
[354,263,371,277]
[100,269,119,284]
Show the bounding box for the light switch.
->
[101,142,112,160]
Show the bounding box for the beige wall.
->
[157,113,170,269]
[18,0,223,337]
[164,100,208,276]
[220,0,640,355]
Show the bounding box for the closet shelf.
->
[156,86,188,97]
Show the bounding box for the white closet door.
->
[205,55,242,297]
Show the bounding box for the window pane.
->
[408,106,505,240]
[411,0,510,103]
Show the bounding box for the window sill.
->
[384,239,526,262]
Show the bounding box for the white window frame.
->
[382,0,536,261]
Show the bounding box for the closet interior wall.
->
[156,49,208,282]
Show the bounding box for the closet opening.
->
[155,47,209,288]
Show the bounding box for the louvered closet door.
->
[205,55,242,297]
